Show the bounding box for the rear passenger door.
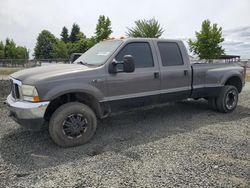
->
[155,41,192,102]
[105,41,161,112]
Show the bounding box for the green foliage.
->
[188,20,225,60]
[15,46,29,59]
[31,16,113,59]
[95,15,112,42]
[61,26,69,43]
[34,30,57,59]
[67,32,88,54]
[86,36,97,49]
[0,38,28,59]
[126,18,164,38]
[0,42,4,58]
[76,32,86,41]
[4,38,16,58]
[52,40,68,58]
[35,25,91,59]
[69,23,80,43]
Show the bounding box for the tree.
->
[0,41,5,58]
[188,20,225,60]
[52,40,68,58]
[67,32,88,54]
[69,23,80,43]
[126,18,164,38]
[95,15,112,42]
[1,39,28,59]
[4,38,16,59]
[61,26,69,43]
[15,46,29,59]
[86,36,97,49]
[34,30,57,59]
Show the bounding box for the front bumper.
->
[6,94,50,130]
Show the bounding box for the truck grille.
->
[10,79,20,99]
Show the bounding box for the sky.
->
[0,0,250,59]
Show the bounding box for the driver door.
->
[105,41,161,112]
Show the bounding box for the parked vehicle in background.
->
[69,53,82,64]
[5,38,247,147]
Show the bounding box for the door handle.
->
[154,72,160,79]
[184,70,188,76]
[92,78,105,83]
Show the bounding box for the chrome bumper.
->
[6,94,50,130]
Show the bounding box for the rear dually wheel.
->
[216,85,238,113]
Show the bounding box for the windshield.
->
[74,40,123,65]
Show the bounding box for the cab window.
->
[158,42,184,66]
[116,42,154,68]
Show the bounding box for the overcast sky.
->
[1,0,250,59]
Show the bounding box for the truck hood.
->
[11,64,94,85]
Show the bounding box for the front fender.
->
[41,83,105,102]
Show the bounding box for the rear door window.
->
[157,42,184,66]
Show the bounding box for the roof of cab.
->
[109,37,182,43]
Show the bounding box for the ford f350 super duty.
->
[6,38,247,147]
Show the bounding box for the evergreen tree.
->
[61,26,69,43]
[67,32,88,54]
[4,38,16,58]
[69,23,80,43]
[0,41,4,58]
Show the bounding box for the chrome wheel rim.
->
[225,90,237,110]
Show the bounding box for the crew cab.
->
[6,38,246,147]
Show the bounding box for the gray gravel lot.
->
[0,80,249,187]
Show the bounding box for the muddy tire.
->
[49,102,97,147]
[216,86,238,113]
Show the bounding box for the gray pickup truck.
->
[6,38,246,147]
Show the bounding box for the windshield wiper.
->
[77,61,98,67]
[78,61,89,65]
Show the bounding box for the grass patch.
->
[246,70,250,82]
[0,68,23,75]
[246,75,250,82]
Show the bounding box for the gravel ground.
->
[0,80,249,187]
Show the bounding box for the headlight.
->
[21,85,40,102]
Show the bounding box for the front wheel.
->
[216,85,239,113]
[49,102,97,147]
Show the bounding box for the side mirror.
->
[108,55,135,74]
[123,55,135,73]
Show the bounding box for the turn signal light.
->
[33,96,40,102]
